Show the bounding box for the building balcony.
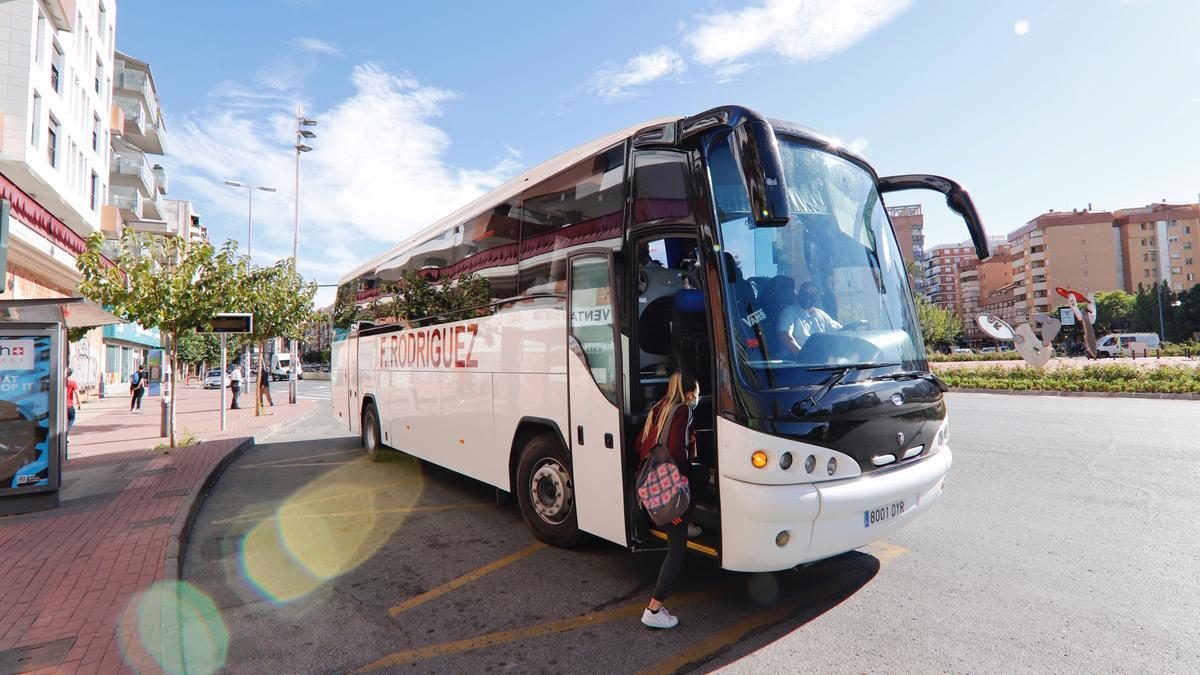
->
[144,190,166,221]
[110,151,156,197]
[114,94,165,155]
[109,104,125,137]
[115,67,160,129]
[1029,249,1046,262]
[110,185,142,221]
[152,165,168,194]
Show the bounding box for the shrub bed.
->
[928,351,1023,362]
[938,364,1200,394]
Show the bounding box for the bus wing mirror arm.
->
[878,174,990,260]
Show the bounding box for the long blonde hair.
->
[639,373,698,443]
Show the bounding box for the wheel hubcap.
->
[529,459,573,525]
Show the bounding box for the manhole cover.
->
[153,487,191,499]
[127,516,174,530]
[0,637,75,673]
[121,467,177,479]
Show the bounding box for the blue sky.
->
[115,0,1200,305]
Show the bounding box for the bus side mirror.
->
[878,174,990,259]
[733,121,790,227]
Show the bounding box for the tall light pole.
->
[290,104,317,404]
[224,180,276,377]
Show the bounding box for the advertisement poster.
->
[0,335,52,490]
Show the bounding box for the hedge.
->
[937,364,1200,394]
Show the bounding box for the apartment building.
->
[887,204,926,294]
[0,0,117,299]
[1007,209,1119,321]
[958,252,1015,343]
[1113,203,1200,293]
[103,49,166,248]
[924,236,1008,312]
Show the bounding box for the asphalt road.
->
[180,393,1200,673]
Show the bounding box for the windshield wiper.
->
[861,368,951,392]
[793,362,901,415]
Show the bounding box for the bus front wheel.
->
[362,402,382,453]
[516,433,583,548]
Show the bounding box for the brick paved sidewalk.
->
[0,438,255,673]
[68,383,315,459]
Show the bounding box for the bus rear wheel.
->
[362,402,382,452]
[516,433,582,548]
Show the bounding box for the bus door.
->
[347,335,361,434]
[567,253,628,545]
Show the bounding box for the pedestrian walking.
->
[636,372,700,630]
[129,367,146,413]
[258,365,274,407]
[229,364,244,410]
[64,369,79,458]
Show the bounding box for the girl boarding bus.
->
[331,105,989,572]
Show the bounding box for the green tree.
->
[915,295,962,352]
[1093,290,1135,334]
[238,259,317,415]
[76,231,242,446]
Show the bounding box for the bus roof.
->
[339,115,680,286]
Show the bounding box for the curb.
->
[950,388,1200,401]
[256,404,320,444]
[162,437,255,583]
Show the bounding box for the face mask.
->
[799,292,818,307]
[688,396,700,411]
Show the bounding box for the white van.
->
[270,353,303,380]
[1096,332,1160,357]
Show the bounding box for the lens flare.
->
[118,581,228,675]
[239,453,424,603]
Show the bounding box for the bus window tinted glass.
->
[519,144,626,296]
[708,134,925,390]
[632,151,694,226]
[570,256,618,404]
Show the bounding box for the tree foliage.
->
[1093,290,1135,334]
[915,294,963,352]
[76,231,243,446]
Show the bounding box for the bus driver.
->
[778,280,841,354]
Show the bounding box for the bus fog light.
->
[775,530,790,547]
[779,452,793,470]
[826,457,837,475]
[751,450,768,468]
[804,455,816,473]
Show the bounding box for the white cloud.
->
[686,0,910,66]
[714,63,750,83]
[168,64,521,307]
[290,37,343,57]
[1013,19,1030,36]
[584,47,686,99]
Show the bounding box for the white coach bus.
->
[332,105,989,571]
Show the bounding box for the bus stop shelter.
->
[0,297,122,516]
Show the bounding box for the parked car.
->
[270,353,304,380]
[202,369,227,389]
[952,347,974,355]
[980,347,997,353]
[1096,332,1160,357]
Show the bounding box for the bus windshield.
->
[710,135,927,390]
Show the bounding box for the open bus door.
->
[566,254,628,545]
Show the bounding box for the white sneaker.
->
[687,524,702,538]
[641,606,679,629]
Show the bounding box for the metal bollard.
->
[160,398,169,437]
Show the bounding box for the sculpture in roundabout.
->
[976,287,1096,366]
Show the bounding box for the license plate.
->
[864,498,906,528]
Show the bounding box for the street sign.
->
[208,313,253,334]
[1058,306,1076,326]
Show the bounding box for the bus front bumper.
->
[718,447,952,572]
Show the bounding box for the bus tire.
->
[362,402,382,453]
[516,433,582,548]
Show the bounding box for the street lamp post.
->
[290,104,317,405]
[224,180,276,376]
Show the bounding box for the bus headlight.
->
[826,457,837,475]
[805,454,816,473]
[751,450,768,469]
[779,452,793,470]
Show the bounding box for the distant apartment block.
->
[1006,209,1119,320]
[923,236,1007,313]
[104,49,168,252]
[1113,203,1200,293]
[959,252,1015,342]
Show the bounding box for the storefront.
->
[101,322,161,392]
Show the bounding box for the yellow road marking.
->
[217,502,490,526]
[648,529,718,557]
[868,541,909,564]
[388,542,547,617]
[638,601,796,675]
[241,448,362,467]
[209,476,423,525]
[355,588,724,672]
[238,462,356,469]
